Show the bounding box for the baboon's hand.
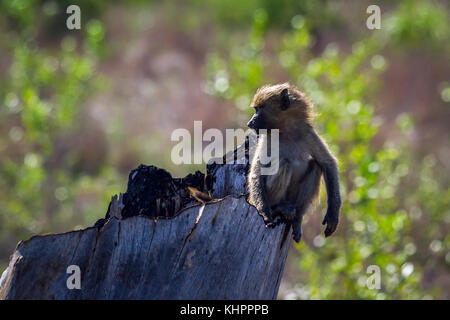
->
[265,220,277,228]
[259,210,275,228]
[322,211,339,237]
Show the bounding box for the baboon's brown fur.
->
[247,83,342,242]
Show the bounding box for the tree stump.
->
[0,139,293,300]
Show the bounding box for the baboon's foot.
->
[292,220,303,243]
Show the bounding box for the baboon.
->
[247,83,342,242]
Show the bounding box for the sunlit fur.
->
[251,82,316,128]
[247,83,342,242]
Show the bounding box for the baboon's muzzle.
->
[247,114,266,130]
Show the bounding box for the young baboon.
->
[247,83,342,242]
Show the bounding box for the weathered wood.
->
[1,136,293,300]
[206,131,256,198]
[1,197,291,299]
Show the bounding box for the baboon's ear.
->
[280,88,290,110]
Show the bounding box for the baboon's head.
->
[247,83,314,133]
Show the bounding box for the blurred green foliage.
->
[189,0,339,30]
[0,0,121,260]
[386,0,450,51]
[0,0,448,299]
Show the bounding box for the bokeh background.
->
[0,0,449,299]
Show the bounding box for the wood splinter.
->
[187,186,213,205]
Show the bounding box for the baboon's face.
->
[247,88,291,132]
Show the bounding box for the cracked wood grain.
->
[1,196,292,299]
[1,142,293,300]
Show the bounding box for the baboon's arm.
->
[248,164,273,225]
[306,128,342,237]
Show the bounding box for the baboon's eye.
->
[254,105,263,113]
